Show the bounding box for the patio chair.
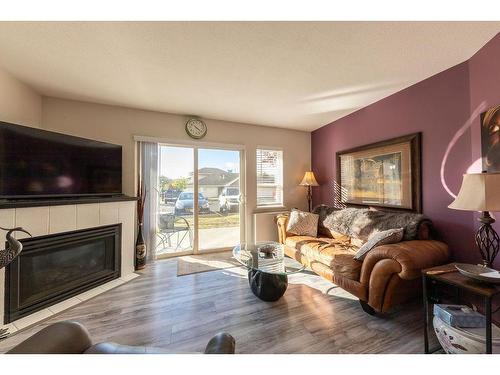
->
[156,213,193,252]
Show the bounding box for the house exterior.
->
[188,167,239,198]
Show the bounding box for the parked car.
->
[218,187,240,213]
[163,189,181,204]
[174,192,210,215]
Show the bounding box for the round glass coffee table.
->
[233,241,305,301]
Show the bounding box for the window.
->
[256,148,283,207]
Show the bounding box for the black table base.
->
[248,270,288,301]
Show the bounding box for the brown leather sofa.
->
[277,209,449,314]
[6,321,235,354]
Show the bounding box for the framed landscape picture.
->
[481,105,500,173]
[336,133,422,213]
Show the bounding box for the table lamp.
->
[300,171,319,212]
[448,172,500,267]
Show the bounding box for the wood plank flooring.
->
[0,258,434,353]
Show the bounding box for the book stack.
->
[433,304,486,328]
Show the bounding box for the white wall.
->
[42,97,311,242]
[0,67,42,127]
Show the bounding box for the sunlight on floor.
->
[222,264,359,301]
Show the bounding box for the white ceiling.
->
[0,22,498,131]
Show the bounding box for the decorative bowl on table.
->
[433,316,500,354]
[257,243,277,258]
[455,263,500,284]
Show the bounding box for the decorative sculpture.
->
[0,227,31,269]
[0,226,31,339]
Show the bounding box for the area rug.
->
[177,251,241,276]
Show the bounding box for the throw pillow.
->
[353,228,404,261]
[286,209,319,237]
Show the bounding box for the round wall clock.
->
[185,118,207,139]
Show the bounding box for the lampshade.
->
[300,171,319,186]
[448,173,500,212]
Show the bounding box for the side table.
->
[422,262,500,354]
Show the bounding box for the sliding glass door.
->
[155,144,244,258]
[197,148,242,252]
[155,145,194,257]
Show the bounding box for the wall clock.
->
[185,118,207,139]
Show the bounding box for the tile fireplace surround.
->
[0,200,138,334]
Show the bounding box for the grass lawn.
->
[182,213,239,229]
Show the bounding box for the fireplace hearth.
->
[4,224,121,323]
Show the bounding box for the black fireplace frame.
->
[4,224,121,323]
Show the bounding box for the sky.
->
[159,145,240,179]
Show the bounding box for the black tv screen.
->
[0,121,122,198]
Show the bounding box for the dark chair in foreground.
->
[6,321,235,354]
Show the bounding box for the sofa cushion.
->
[285,236,362,281]
[286,209,319,237]
[328,229,351,242]
[285,235,328,249]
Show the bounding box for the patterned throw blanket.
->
[313,205,434,242]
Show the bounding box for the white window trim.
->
[256,147,284,208]
[134,135,245,151]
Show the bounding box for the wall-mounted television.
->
[0,121,122,199]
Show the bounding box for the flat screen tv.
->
[0,121,122,199]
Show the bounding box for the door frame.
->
[137,136,246,259]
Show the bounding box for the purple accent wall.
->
[312,33,500,265]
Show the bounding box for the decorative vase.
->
[433,316,500,354]
[135,223,146,270]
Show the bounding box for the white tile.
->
[75,286,106,301]
[99,278,125,291]
[120,272,140,282]
[118,201,136,223]
[0,323,18,336]
[99,203,119,225]
[49,205,77,234]
[13,308,53,330]
[119,202,137,275]
[15,206,49,239]
[47,297,81,314]
[121,229,136,275]
[76,203,100,230]
[0,209,15,230]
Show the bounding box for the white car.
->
[218,187,240,213]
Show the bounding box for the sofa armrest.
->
[7,321,92,354]
[276,214,289,244]
[360,240,449,286]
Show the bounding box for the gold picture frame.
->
[336,133,422,213]
[481,105,500,173]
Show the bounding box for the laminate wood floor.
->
[0,258,433,353]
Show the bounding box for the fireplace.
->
[4,224,121,323]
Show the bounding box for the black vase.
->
[135,224,146,270]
